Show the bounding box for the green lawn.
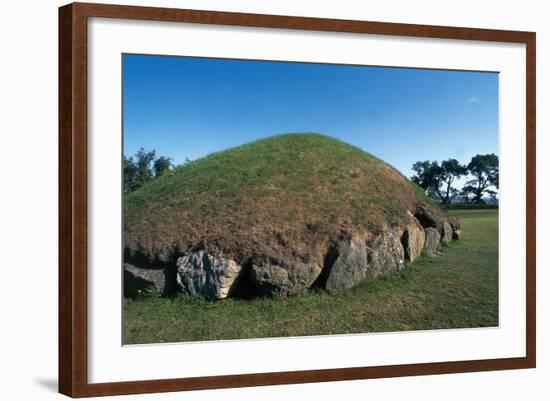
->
[123,209,498,344]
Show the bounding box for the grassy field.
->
[123,209,498,344]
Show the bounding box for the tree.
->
[411,161,444,201]
[153,156,173,177]
[439,159,468,204]
[124,148,174,193]
[123,155,138,193]
[411,159,467,204]
[462,153,499,203]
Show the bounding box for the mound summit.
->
[124,133,459,298]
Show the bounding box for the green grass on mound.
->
[123,209,498,344]
[124,133,444,266]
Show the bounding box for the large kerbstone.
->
[414,205,444,232]
[441,221,453,243]
[325,238,368,290]
[366,230,405,277]
[402,212,426,262]
[124,263,173,297]
[448,216,461,233]
[176,251,242,299]
[250,260,321,296]
[325,230,405,290]
[424,227,441,256]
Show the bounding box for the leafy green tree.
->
[439,159,468,204]
[123,155,138,193]
[462,153,499,203]
[153,156,173,177]
[411,159,467,204]
[132,148,156,191]
[411,161,444,201]
[124,149,174,193]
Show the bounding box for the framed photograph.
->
[59,2,536,397]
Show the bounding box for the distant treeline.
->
[440,203,499,210]
[123,148,174,193]
[411,154,498,205]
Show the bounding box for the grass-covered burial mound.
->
[124,134,459,299]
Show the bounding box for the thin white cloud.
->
[466,96,480,104]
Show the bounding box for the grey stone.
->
[176,251,241,299]
[441,221,453,243]
[366,230,405,277]
[414,205,444,233]
[402,212,426,262]
[325,230,405,290]
[124,263,170,297]
[250,260,321,296]
[424,227,441,256]
[415,206,459,245]
[448,217,461,233]
[325,238,368,290]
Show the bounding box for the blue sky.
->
[123,54,498,178]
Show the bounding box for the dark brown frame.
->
[59,2,536,397]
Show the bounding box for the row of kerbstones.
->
[124,211,459,298]
[177,209,460,299]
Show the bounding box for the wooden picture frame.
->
[59,2,536,397]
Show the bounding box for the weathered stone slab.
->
[402,212,426,262]
[250,260,321,296]
[325,238,368,290]
[124,263,170,297]
[424,227,441,256]
[177,251,241,299]
[366,230,405,277]
[441,221,453,243]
